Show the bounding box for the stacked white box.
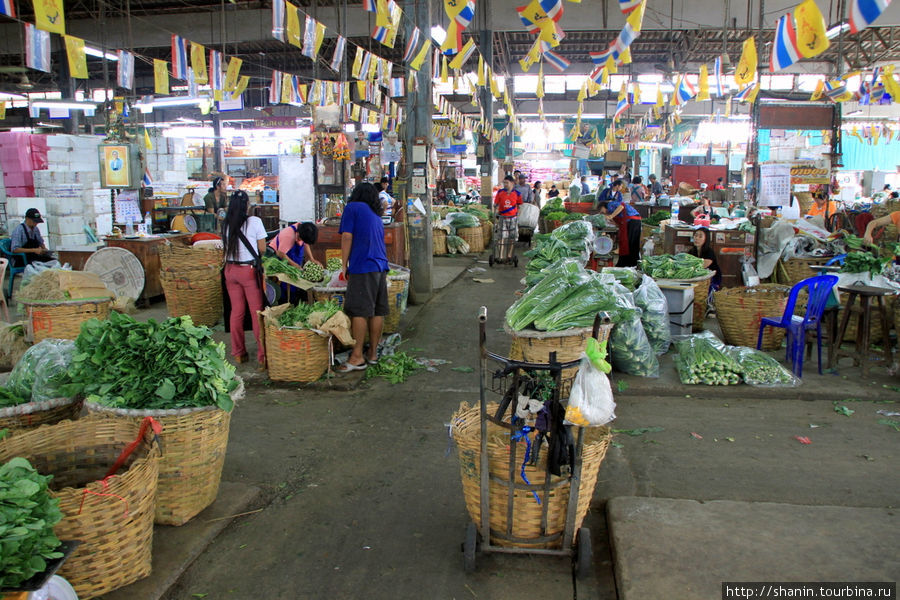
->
[146,132,188,183]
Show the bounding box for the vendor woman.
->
[688,227,722,290]
[269,222,322,302]
[605,179,642,267]
[863,210,900,245]
[805,192,840,219]
[204,176,228,215]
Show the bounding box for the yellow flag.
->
[588,80,601,96]
[440,55,449,83]
[697,64,710,100]
[352,47,364,78]
[449,39,475,69]
[368,55,379,80]
[724,97,732,117]
[577,82,587,103]
[633,82,641,102]
[286,3,302,47]
[810,79,825,100]
[0,101,5,120]
[64,35,87,79]
[795,0,829,59]
[409,40,431,71]
[34,0,65,34]
[601,67,609,86]
[536,64,544,99]
[476,54,485,86]
[626,0,646,33]
[281,73,294,103]
[881,66,900,100]
[618,81,627,101]
[143,128,153,150]
[154,59,169,94]
[313,22,327,57]
[670,75,681,106]
[656,84,664,107]
[233,75,250,98]
[376,0,391,28]
[620,47,632,65]
[191,43,208,84]
[605,55,617,75]
[734,37,757,86]
[225,57,243,92]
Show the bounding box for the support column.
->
[478,2,494,208]
[212,113,223,173]
[404,0,433,304]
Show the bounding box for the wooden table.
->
[104,233,192,301]
[829,284,894,376]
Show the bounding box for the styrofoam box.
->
[48,232,90,250]
[48,216,86,235]
[7,197,46,216]
[46,196,84,216]
[46,136,73,148]
[659,282,694,337]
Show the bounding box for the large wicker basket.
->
[84,378,241,526]
[0,416,160,599]
[22,298,111,343]
[656,271,715,332]
[458,226,485,253]
[481,220,493,246]
[159,242,223,271]
[0,397,83,431]
[384,270,410,334]
[507,323,613,398]
[160,265,223,327]
[433,228,448,255]
[780,257,829,286]
[714,285,790,350]
[452,402,611,549]
[264,318,330,382]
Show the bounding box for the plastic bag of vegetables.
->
[445,212,481,233]
[6,339,77,403]
[524,257,583,288]
[505,264,586,330]
[565,352,616,427]
[673,332,742,385]
[727,346,800,387]
[609,309,659,377]
[642,253,709,280]
[585,213,607,230]
[533,271,622,331]
[602,267,641,290]
[633,274,671,355]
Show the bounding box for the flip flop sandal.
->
[366,358,379,366]
[337,361,367,373]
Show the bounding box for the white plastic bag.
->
[565,354,616,427]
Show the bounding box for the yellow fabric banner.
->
[225,57,243,92]
[154,59,169,95]
[605,55,617,75]
[535,63,544,99]
[409,40,431,71]
[477,54,485,86]
[233,75,250,98]
[191,43,208,84]
[697,64,710,100]
[441,55,449,83]
[655,84,664,107]
[352,46,364,78]
[313,22,327,57]
[34,0,66,34]
[734,37,757,86]
[286,3,302,47]
[64,35,87,79]
[795,0,829,58]
[810,79,824,100]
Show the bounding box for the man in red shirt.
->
[493,175,522,260]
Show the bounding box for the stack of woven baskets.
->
[433,228,448,255]
[714,285,790,350]
[458,226,485,253]
[159,243,224,326]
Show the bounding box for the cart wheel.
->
[513,256,519,267]
[488,255,494,267]
[575,527,592,580]
[463,522,478,573]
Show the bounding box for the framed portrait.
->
[99,144,139,188]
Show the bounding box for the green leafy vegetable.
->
[365,352,423,384]
[0,457,64,589]
[641,253,709,279]
[262,256,302,280]
[612,426,664,436]
[0,387,27,408]
[277,300,341,329]
[563,213,585,222]
[540,197,564,217]
[585,214,607,229]
[840,251,888,277]
[546,211,568,221]
[68,313,238,412]
[643,211,671,226]
[673,333,742,385]
[506,264,585,330]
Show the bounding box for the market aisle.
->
[161,254,604,600]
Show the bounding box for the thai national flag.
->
[714,56,725,96]
[117,51,135,89]
[272,0,285,41]
[143,168,153,187]
[544,50,571,72]
[540,0,565,21]
[403,28,421,63]
[849,0,890,33]
[612,24,638,55]
[614,95,630,120]
[770,14,802,71]
[209,50,224,93]
[0,0,15,17]
[675,76,697,104]
[330,36,346,72]
[171,35,189,80]
[589,65,604,84]
[372,25,389,43]
[24,24,51,73]
[362,0,377,11]
[516,6,541,33]
[590,49,612,65]
[734,83,758,102]
[619,0,643,13]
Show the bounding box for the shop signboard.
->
[253,116,298,129]
[790,163,831,185]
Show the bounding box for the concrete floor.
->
[7,254,898,599]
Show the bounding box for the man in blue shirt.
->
[11,208,54,266]
[580,176,590,196]
[337,182,390,372]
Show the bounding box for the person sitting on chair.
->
[11,209,54,266]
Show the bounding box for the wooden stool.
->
[829,284,894,376]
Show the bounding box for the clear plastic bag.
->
[505,267,584,330]
[7,339,77,402]
[633,274,671,355]
[672,331,742,385]
[533,271,622,331]
[727,346,800,387]
[565,354,616,427]
[609,309,660,377]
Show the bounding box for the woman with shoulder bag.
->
[222,191,268,369]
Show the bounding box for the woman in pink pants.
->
[222,191,268,368]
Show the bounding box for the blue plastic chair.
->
[0,238,27,300]
[756,275,839,377]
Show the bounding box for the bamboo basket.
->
[0,397,83,431]
[159,242,223,271]
[656,271,715,332]
[85,379,241,525]
[458,226,485,253]
[452,402,611,549]
[780,257,829,286]
[0,416,160,599]
[22,298,111,343]
[506,324,613,398]
[433,228,448,255]
[160,265,223,327]
[384,270,410,334]
[264,318,330,382]
[713,285,790,350]
[481,220,493,246]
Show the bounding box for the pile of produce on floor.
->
[673,332,798,387]
[446,235,471,254]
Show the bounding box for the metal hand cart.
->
[488,217,519,267]
[462,307,610,578]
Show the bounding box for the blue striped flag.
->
[619,0,643,13]
[544,50,570,72]
[390,77,404,97]
[714,55,725,96]
[24,24,51,73]
[734,82,758,102]
[362,0,377,11]
[330,35,346,72]
[403,28,421,63]
[675,76,697,104]
[171,35,189,80]
[850,0,890,33]
[372,24,389,43]
[0,0,14,17]
[614,95,630,120]
[770,14,802,71]
[209,50,224,94]
[272,0,285,41]
[117,50,135,89]
[143,168,153,187]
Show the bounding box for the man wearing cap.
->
[513,173,534,205]
[11,209,54,265]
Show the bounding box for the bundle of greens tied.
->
[446,235,470,254]
[524,220,594,284]
[68,313,239,411]
[262,256,302,280]
[641,253,709,279]
[840,251,888,277]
